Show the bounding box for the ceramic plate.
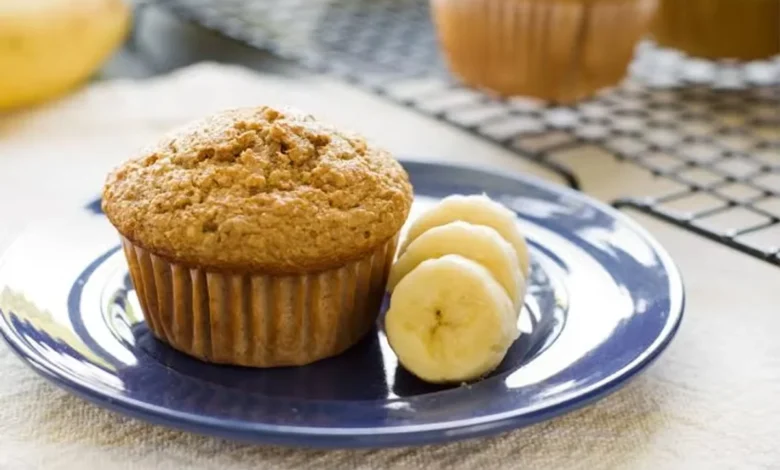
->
[0,161,684,448]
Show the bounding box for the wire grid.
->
[149,0,780,266]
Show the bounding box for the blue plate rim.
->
[0,158,685,447]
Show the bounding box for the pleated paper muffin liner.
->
[430,0,657,103]
[121,235,398,367]
[652,0,780,61]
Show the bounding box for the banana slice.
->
[387,221,525,311]
[400,194,531,277]
[385,254,519,383]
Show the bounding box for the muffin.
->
[652,0,780,61]
[430,0,658,103]
[102,106,413,367]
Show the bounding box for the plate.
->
[0,160,684,448]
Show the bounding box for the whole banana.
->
[0,0,131,110]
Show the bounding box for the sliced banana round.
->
[388,221,526,312]
[385,254,519,384]
[400,194,531,277]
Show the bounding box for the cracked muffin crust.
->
[102,106,413,274]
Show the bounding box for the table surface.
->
[0,6,778,470]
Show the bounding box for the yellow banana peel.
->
[0,0,131,111]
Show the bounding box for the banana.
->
[400,194,531,277]
[387,221,526,312]
[0,0,131,111]
[385,254,519,383]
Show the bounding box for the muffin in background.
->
[102,106,413,368]
[652,0,780,61]
[430,0,658,103]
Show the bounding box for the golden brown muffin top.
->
[102,106,413,274]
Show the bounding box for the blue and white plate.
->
[0,161,684,448]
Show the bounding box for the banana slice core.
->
[385,254,519,383]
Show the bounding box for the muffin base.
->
[430,0,658,103]
[121,236,397,367]
[652,0,780,61]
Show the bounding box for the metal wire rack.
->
[146,0,780,266]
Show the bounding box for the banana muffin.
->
[430,0,658,103]
[652,0,780,61]
[102,106,413,367]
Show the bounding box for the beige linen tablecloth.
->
[0,63,778,470]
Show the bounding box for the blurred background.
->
[1,0,779,266]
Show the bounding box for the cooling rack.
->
[143,0,780,265]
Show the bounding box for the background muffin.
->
[652,0,780,61]
[430,0,658,103]
[102,106,413,367]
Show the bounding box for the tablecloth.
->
[0,63,778,470]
